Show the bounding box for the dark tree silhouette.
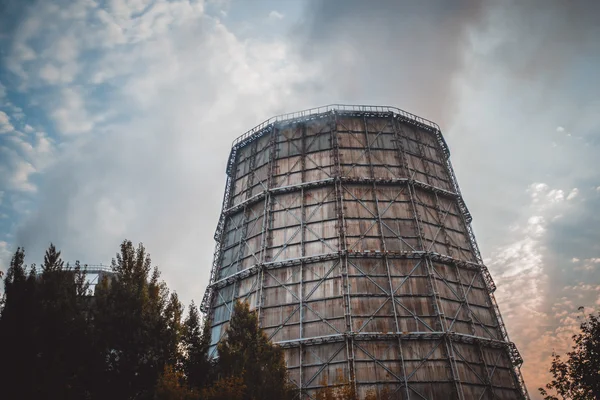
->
[91,240,183,400]
[183,300,213,391]
[539,308,600,400]
[216,300,296,400]
[0,241,298,400]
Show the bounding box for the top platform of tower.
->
[225,104,450,177]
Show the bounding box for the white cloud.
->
[0,111,15,134]
[0,240,13,274]
[268,10,284,20]
[50,88,94,134]
[490,181,598,396]
[0,82,5,99]
[39,64,62,84]
[567,188,579,200]
[24,124,34,133]
[556,126,565,132]
[9,0,316,308]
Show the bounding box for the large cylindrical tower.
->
[202,105,528,399]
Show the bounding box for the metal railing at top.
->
[226,104,447,176]
[35,263,113,275]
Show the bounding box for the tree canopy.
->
[539,308,600,400]
[0,241,297,400]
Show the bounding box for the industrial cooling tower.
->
[201,105,529,399]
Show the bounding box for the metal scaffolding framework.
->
[202,105,529,399]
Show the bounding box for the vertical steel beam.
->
[393,117,465,400]
[299,122,307,397]
[330,111,356,393]
[362,115,409,396]
[257,126,278,324]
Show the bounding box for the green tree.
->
[201,375,246,400]
[33,245,92,399]
[183,301,213,391]
[539,308,600,400]
[0,245,93,400]
[0,248,38,400]
[91,240,183,400]
[155,364,199,400]
[217,300,296,400]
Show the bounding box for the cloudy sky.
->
[0,0,598,396]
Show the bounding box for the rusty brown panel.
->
[349,258,387,275]
[302,320,341,338]
[237,275,258,297]
[467,287,491,307]
[233,174,248,196]
[270,226,302,247]
[347,237,382,253]
[365,116,395,133]
[304,260,341,280]
[403,136,421,155]
[337,116,364,132]
[462,385,490,400]
[275,192,304,209]
[372,166,403,180]
[237,142,255,161]
[272,210,301,229]
[305,203,336,222]
[276,154,303,173]
[305,219,338,240]
[270,324,301,342]
[272,192,302,210]
[283,347,301,367]
[343,184,374,201]
[350,299,395,333]
[398,122,419,141]
[344,202,376,219]
[353,360,403,383]
[305,298,346,320]
[265,265,301,285]
[470,305,499,327]
[304,278,342,301]
[339,147,368,164]
[395,295,436,316]
[278,123,303,141]
[440,298,470,322]
[370,133,397,150]
[306,149,333,166]
[473,324,501,340]
[267,245,302,262]
[495,388,524,400]
[404,356,451,381]
[388,258,427,276]
[262,285,300,307]
[305,118,331,136]
[395,273,431,296]
[370,149,401,166]
[305,186,336,204]
[304,167,332,182]
[412,126,438,148]
[304,240,339,256]
[337,131,365,148]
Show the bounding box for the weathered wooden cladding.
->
[204,108,529,399]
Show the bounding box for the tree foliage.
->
[217,300,296,400]
[539,308,600,400]
[0,241,298,400]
